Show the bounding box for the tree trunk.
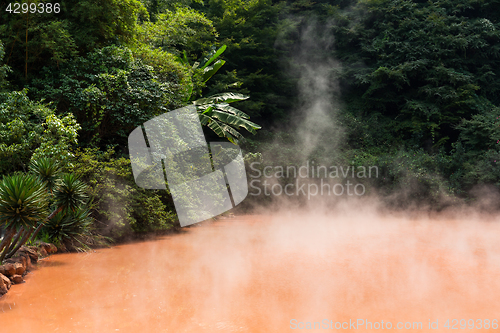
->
[6,227,24,254]
[0,228,16,263]
[30,206,64,243]
[6,227,33,259]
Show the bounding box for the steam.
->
[288,18,344,160]
[3,210,500,332]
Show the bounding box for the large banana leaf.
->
[203,60,226,82]
[193,92,249,106]
[213,103,251,119]
[201,45,227,69]
[210,109,261,134]
[198,107,260,143]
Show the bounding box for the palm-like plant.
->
[29,158,62,192]
[0,158,90,262]
[30,172,88,243]
[0,174,49,262]
[42,207,93,252]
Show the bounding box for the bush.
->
[0,89,80,174]
[66,148,178,238]
[40,207,105,252]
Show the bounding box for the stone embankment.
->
[0,243,57,296]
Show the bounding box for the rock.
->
[17,252,31,270]
[39,247,48,257]
[47,243,57,254]
[16,255,27,268]
[14,263,25,275]
[19,246,38,264]
[0,274,8,295]
[5,255,26,269]
[10,275,23,284]
[2,263,16,277]
[0,265,6,276]
[34,241,57,254]
[0,273,11,291]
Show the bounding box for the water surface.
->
[1,212,500,332]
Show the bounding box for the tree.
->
[31,45,189,150]
[334,0,500,152]
[0,89,81,174]
[29,172,89,244]
[182,44,262,143]
[0,40,11,91]
[0,0,148,85]
[0,158,89,262]
[0,173,48,262]
[197,0,295,126]
[136,6,217,60]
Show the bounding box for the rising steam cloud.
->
[289,18,344,161]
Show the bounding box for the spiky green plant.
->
[29,157,62,192]
[43,207,94,251]
[30,172,89,243]
[0,174,49,262]
[0,174,49,230]
[53,173,88,212]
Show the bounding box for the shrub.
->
[66,148,178,238]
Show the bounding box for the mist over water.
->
[2,206,500,332]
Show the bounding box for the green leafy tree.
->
[0,0,148,85]
[67,148,177,237]
[334,0,500,152]
[136,6,217,60]
[197,0,295,126]
[0,40,11,91]
[31,45,189,149]
[0,89,80,174]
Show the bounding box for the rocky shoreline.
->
[0,243,57,297]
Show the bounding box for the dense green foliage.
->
[66,148,177,237]
[0,89,80,174]
[332,0,500,197]
[335,0,500,150]
[31,45,189,149]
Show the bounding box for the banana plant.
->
[180,45,228,103]
[178,45,261,143]
[194,92,261,144]
[198,44,227,83]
